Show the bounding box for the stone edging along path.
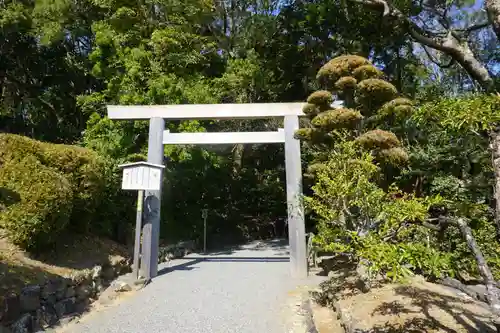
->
[1,258,132,333]
[0,241,197,333]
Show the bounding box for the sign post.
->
[202,209,208,254]
[133,190,144,279]
[118,161,165,280]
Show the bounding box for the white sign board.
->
[118,162,165,191]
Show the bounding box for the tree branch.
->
[459,21,492,34]
[422,46,455,68]
[455,218,500,328]
[347,0,496,91]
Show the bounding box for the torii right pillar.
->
[284,115,308,279]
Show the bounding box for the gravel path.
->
[63,239,305,333]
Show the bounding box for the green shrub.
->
[0,133,109,249]
[0,157,73,250]
[38,144,107,233]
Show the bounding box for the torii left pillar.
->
[140,117,165,279]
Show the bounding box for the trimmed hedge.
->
[0,134,107,250]
[0,157,73,249]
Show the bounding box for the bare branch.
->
[458,21,492,34]
[422,46,455,68]
[455,218,500,326]
[347,0,495,91]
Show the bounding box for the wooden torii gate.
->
[107,103,308,279]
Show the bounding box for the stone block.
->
[54,298,75,319]
[75,284,92,300]
[64,287,75,299]
[10,314,33,333]
[19,286,40,313]
[1,295,21,325]
[37,305,58,328]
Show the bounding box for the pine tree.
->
[295,55,413,169]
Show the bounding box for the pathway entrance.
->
[57,240,315,333]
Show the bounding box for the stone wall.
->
[0,258,131,333]
[158,240,196,263]
[0,240,197,333]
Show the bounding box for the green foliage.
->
[358,238,454,281]
[1,0,497,284]
[311,108,363,131]
[307,90,334,106]
[355,129,401,150]
[305,140,385,232]
[402,95,500,279]
[317,55,370,89]
[306,139,447,280]
[0,157,73,250]
[414,94,500,133]
[298,54,488,282]
[0,134,109,250]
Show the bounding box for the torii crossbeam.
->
[107,102,308,279]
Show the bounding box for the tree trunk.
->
[490,129,500,240]
[455,218,500,330]
[232,143,244,175]
[486,0,500,40]
[437,33,495,92]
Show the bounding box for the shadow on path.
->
[157,256,290,277]
[204,238,290,256]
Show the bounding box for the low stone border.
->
[332,302,357,333]
[0,258,131,333]
[158,240,196,263]
[304,296,320,333]
[0,240,197,333]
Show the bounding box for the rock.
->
[114,281,132,293]
[74,300,89,314]
[19,285,41,312]
[114,263,130,276]
[92,278,106,293]
[333,302,357,333]
[10,314,33,333]
[64,287,75,299]
[41,279,66,303]
[468,284,488,303]
[355,259,377,293]
[41,293,56,306]
[37,305,58,328]
[34,328,56,333]
[101,266,115,281]
[318,256,336,275]
[75,284,92,300]
[1,295,21,325]
[58,315,76,326]
[55,286,66,301]
[91,266,102,280]
[54,298,76,318]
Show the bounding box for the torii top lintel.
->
[107,103,306,120]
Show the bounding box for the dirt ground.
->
[0,230,130,304]
[310,258,496,333]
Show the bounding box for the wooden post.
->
[284,115,307,279]
[141,117,165,279]
[202,209,208,254]
[133,190,144,279]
